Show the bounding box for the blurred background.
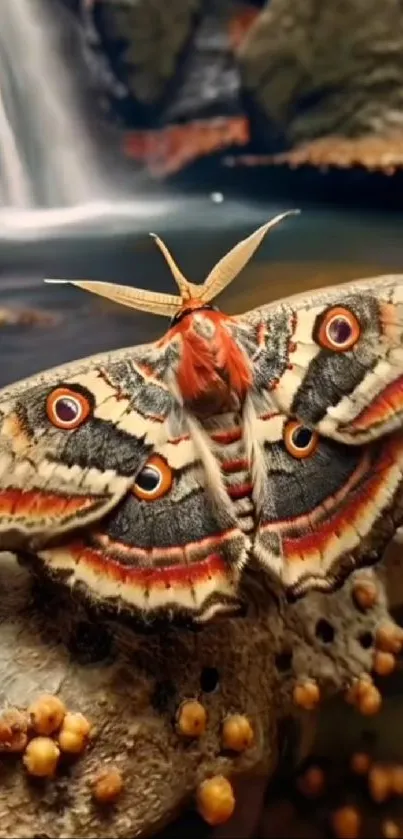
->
[1,0,403,389]
[2,2,403,837]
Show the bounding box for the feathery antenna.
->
[44,210,300,317]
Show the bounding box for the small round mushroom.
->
[92,766,124,804]
[28,694,66,736]
[0,708,29,753]
[196,775,235,826]
[331,805,361,839]
[58,711,91,755]
[351,751,372,776]
[296,765,325,798]
[23,737,60,778]
[382,820,400,838]
[176,700,207,738]
[293,680,320,711]
[373,651,396,677]
[353,580,378,610]
[376,622,403,655]
[346,676,382,716]
[221,714,254,752]
[368,764,392,803]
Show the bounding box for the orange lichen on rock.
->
[176,700,207,738]
[28,694,66,736]
[92,766,124,804]
[221,714,254,752]
[23,736,60,778]
[196,775,236,826]
[331,805,362,839]
[293,680,320,710]
[0,708,29,753]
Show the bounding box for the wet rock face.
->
[84,0,201,106]
[239,0,403,147]
[0,550,400,838]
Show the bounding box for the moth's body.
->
[1,213,403,623]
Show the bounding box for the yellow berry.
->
[176,700,206,738]
[222,714,254,752]
[23,736,60,777]
[373,651,396,677]
[92,766,124,803]
[196,776,235,826]
[28,694,66,736]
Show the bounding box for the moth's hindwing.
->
[236,274,403,597]
[0,346,246,622]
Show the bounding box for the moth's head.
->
[169,301,220,328]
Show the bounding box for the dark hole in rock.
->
[358,631,373,649]
[151,679,176,712]
[275,651,293,672]
[68,620,112,664]
[315,618,335,643]
[200,666,220,693]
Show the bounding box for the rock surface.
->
[239,0,403,148]
[0,549,399,838]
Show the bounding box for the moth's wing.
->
[34,418,248,623]
[0,342,176,546]
[241,274,403,444]
[232,274,403,597]
[246,411,403,598]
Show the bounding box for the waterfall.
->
[0,0,109,208]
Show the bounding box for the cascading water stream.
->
[0,0,182,242]
[0,0,108,208]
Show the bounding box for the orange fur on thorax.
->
[168,308,252,406]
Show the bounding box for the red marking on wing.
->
[70,545,229,590]
[228,482,253,500]
[94,527,240,563]
[342,374,403,433]
[0,488,97,520]
[283,438,402,563]
[210,428,242,444]
[260,450,371,533]
[221,458,249,473]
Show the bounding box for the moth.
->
[1,209,403,624]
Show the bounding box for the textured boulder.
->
[239,0,403,148]
[0,549,399,838]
